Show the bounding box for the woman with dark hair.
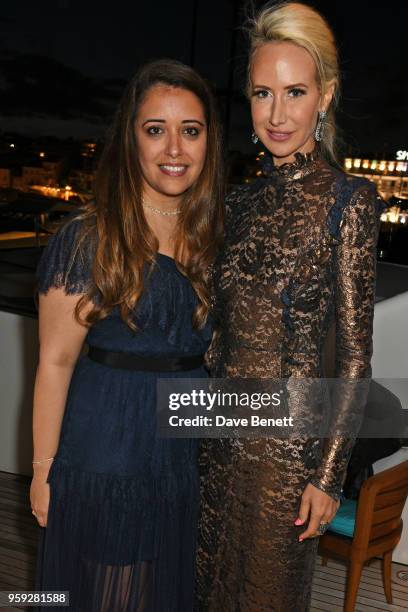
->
[30,58,223,611]
[196,2,385,610]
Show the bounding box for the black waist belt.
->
[87,346,205,372]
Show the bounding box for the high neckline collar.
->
[261,146,322,181]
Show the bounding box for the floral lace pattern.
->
[196,148,385,611]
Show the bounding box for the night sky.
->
[0,0,407,157]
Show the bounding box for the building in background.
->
[343,152,408,265]
[344,153,408,201]
[0,169,11,188]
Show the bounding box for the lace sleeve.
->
[36,213,94,296]
[309,181,383,501]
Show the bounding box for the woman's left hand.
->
[295,483,340,541]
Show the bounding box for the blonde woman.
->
[196,2,385,610]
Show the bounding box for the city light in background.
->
[0,0,407,261]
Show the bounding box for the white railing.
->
[372,290,408,564]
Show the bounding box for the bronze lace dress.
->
[195,147,385,611]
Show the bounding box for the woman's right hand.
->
[30,464,52,527]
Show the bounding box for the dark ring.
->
[317,522,329,535]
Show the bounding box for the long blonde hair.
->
[247,1,340,163]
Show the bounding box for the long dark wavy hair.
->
[72,59,224,331]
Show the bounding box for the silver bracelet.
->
[32,456,55,464]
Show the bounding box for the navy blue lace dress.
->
[34,215,212,612]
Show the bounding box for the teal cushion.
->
[327,499,357,538]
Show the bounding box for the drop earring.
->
[251,131,259,144]
[315,110,327,142]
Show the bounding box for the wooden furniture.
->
[318,460,408,611]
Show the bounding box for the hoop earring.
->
[315,110,327,142]
[251,131,259,144]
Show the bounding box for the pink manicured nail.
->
[298,537,304,542]
[294,518,304,525]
